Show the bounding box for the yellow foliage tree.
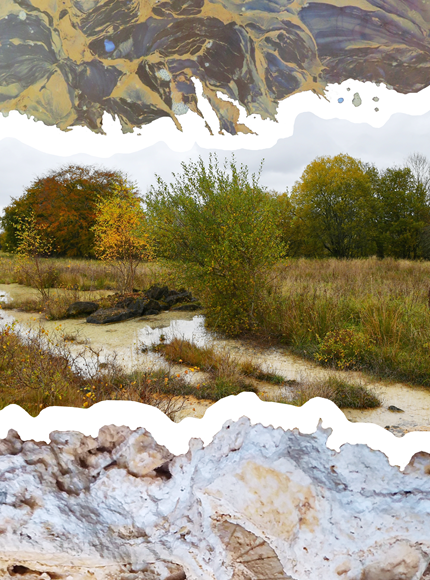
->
[92,184,152,294]
[14,212,57,302]
[290,154,375,258]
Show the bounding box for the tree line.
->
[2,153,429,262]
[2,153,430,334]
[276,152,430,259]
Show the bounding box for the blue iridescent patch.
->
[338,97,344,103]
[104,39,115,53]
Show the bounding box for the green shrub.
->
[145,154,286,336]
[315,327,372,370]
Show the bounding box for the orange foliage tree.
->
[1,164,137,257]
[92,183,152,294]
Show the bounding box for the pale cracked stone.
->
[0,419,428,579]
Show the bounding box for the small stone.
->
[384,425,406,437]
[388,405,404,412]
[352,92,362,107]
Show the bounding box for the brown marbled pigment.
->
[1,0,429,135]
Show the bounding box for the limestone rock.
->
[0,420,429,579]
[1,1,430,136]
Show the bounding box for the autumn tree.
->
[92,183,151,294]
[290,154,376,258]
[14,212,57,302]
[145,155,286,336]
[1,164,136,257]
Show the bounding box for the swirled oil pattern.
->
[1,0,430,135]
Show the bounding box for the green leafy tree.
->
[145,155,286,336]
[290,154,376,258]
[273,190,325,257]
[374,166,430,259]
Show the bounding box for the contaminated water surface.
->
[1,284,430,432]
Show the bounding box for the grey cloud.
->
[1,109,430,211]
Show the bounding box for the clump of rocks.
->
[66,285,202,324]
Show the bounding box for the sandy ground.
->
[1,283,430,432]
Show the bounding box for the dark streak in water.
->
[0,0,429,134]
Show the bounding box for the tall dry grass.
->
[0,253,168,292]
[258,257,430,386]
[153,337,259,400]
[286,373,381,409]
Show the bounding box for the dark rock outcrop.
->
[66,301,99,317]
[165,291,192,307]
[145,285,169,301]
[86,308,138,324]
[70,284,201,324]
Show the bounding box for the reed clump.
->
[287,373,381,409]
[153,337,286,400]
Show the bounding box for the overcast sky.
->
[1,108,430,210]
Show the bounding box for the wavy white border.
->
[1,394,429,470]
[0,79,428,156]
[3,77,430,467]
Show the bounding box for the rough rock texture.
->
[2,1,430,135]
[66,301,99,317]
[0,419,429,579]
[86,307,138,324]
[84,285,196,324]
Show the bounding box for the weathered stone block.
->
[0,420,429,579]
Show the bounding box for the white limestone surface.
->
[0,396,429,579]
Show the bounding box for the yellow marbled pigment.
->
[0,0,429,134]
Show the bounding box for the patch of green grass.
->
[157,374,257,401]
[153,337,221,372]
[288,374,381,409]
[154,337,270,399]
[238,358,285,383]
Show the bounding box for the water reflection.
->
[138,315,213,348]
[0,291,10,304]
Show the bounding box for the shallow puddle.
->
[139,315,211,348]
[1,283,430,431]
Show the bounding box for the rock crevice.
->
[0,419,428,579]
